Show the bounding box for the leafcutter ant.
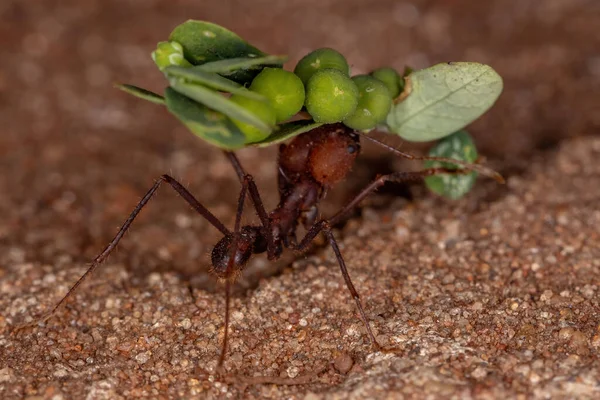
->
[24,123,502,370]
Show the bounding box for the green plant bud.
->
[152,41,193,71]
[343,75,393,131]
[249,68,305,123]
[293,48,350,85]
[424,130,478,199]
[305,69,359,124]
[229,95,276,142]
[370,67,401,98]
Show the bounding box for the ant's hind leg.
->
[297,222,381,349]
[361,133,504,183]
[293,167,464,350]
[302,167,465,239]
[18,174,230,328]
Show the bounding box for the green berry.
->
[343,75,392,131]
[293,48,350,85]
[249,68,305,123]
[229,95,276,142]
[305,69,359,124]
[370,67,401,98]
[151,41,192,70]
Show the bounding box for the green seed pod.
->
[343,75,393,131]
[228,95,276,143]
[370,67,401,98]
[249,68,305,123]
[152,41,193,71]
[305,69,359,124]
[293,48,350,85]
[424,130,478,200]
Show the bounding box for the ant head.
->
[309,124,360,186]
[278,123,360,187]
[210,226,266,280]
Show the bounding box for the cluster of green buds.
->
[152,42,406,137]
[118,20,503,199]
[295,48,395,131]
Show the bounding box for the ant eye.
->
[347,145,357,154]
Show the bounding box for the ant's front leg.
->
[18,174,231,328]
[223,151,278,259]
[218,175,249,370]
[293,168,464,350]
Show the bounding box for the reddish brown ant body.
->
[31,123,501,369]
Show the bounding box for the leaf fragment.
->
[387,62,503,142]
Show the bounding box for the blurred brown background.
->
[1,1,599,398]
[1,0,598,270]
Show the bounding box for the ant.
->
[26,123,502,370]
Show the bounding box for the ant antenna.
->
[361,132,505,183]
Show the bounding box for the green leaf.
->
[252,120,323,147]
[169,20,269,84]
[164,88,246,150]
[196,55,287,74]
[198,55,286,83]
[424,130,478,199]
[386,62,503,142]
[164,66,267,101]
[116,84,165,105]
[168,77,273,135]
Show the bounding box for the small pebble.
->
[287,366,299,378]
[540,290,553,302]
[0,367,15,383]
[53,368,69,378]
[471,366,488,380]
[180,318,192,330]
[333,352,354,374]
[135,352,150,364]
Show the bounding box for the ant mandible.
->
[34,122,502,369]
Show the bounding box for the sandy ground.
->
[1,0,599,399]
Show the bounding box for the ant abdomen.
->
[210,226,267,280]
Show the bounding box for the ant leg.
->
[223,151,277,258]
[22,174,230,327]
[298,167,462,246]
[223,151,270,227]
[217,176,248,370]
[361,133,504,183]
[294,221,380,349]
[294,167,462,349]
